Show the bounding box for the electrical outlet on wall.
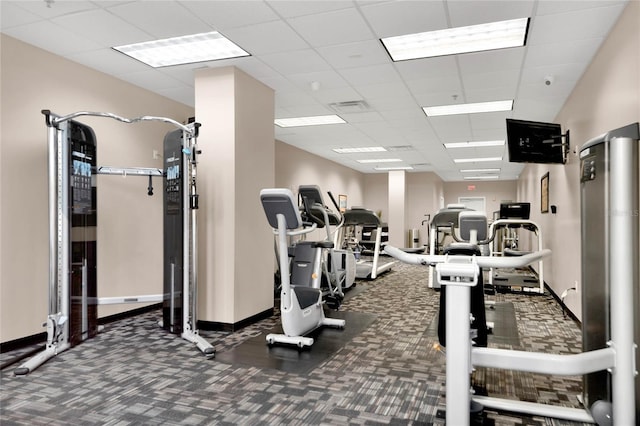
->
[574,280,579,292]
[153,149,160,160]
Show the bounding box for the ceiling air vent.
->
[329,100,370,114]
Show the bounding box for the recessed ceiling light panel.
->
[464,175,500,180]
[333,147,387,154]
[275,115,346,128]
[113,31,250,68]
[453,157,503,163]
[357,158,402,164]
[460,168,501,173]
[424,100,513,117]
[444,140,505,149]
[375,166,414,171]
[381,17,529,61]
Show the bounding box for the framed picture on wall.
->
[339,194,347,213]
[541,172,550,213]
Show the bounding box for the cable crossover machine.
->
[15,110,214,375]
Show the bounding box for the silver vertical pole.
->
[609,135,638,425]
[48,124,58,315]
[182,133,191,333]
[59,123,70,339]
[82,258,88,338]
[170,262,175,331]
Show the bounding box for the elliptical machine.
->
[297,185,356,309]
[260,188,345,348]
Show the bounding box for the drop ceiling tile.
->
[67,48,151,76]
[339,111,385,124]
[462,70,519,92]
[536,0,627,16]
[0,2,42,29]
[107,1,210,38]
[223,20,308,55]
[181,1,279,29]
[2,20,101,56]
[5,0,97,19]
[469,111,512,130]
[405,76,463,96]
[359,1,448,37]
[527,4,626,45]
[394,56,459,80]
[366,94,416,112]
[260,49,332,75]
[266,1,353,19]
[311,87,364,105]
[286,70,350,91]
[458,48,525,74]
[512,99,562,122]
[524,39,602,68]
[428,116,473,141]
[354,81,411,99]
[157,86,194,107]
[119,69,185,93]
[287,7,373,47]
[520,62,585,85]
[52,9,151,46]
[339,63,401,86]
[446,0,535,27]
[316,40,390,70]
[235,57,284,81]
[464,87,518,103]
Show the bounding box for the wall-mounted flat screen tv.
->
[506,119,568,164]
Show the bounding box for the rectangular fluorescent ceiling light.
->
[454,157,502,163]
[333,147,387,154]
[375,166,414,171]
[113,31,249,67]
[357,158,402,164]
[381,17,529,61]
[460,168,501,173]
[275,115,345,127]
[424,100,513,117]
[464,176,500,180]
[444,140,505,149]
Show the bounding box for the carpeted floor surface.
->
[1,261,586,425]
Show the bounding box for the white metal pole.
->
[608,135,637,425]
[446,283,471,425]
[277,214,292,311]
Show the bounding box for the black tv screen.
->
[506,119,566,164]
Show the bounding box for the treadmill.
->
[341,207,394,280]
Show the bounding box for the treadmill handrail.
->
[384,245,551,269]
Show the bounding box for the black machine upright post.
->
[163,129,185,334]
[67,120,98,345]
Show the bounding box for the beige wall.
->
[0,35,194,342]
[517,0,640,320]
[444,180,518,218]
[275,141,364,205]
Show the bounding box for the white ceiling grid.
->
[0,0,629,180]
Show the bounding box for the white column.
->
[194,67,275,325]
[388,170,406,247]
